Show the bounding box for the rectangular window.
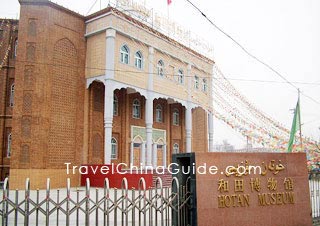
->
[194,76,199,89]
[173,112,179,126]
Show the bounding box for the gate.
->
[310,173,320,221]
[0,175,194,226]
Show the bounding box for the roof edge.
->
[85,7,214,64]
[19,0,84,20]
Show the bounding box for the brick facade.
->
[1,0,214,189]
[0,19,18,180]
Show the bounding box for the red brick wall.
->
[192,107,208,153]
[88,81,104,164]
[0,19,18,180]
[10,1,86,187]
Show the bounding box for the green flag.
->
[287,98,301,152]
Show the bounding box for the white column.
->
[163,144,167,167]
[146,46,154,166]
[103,28,116,164]
[185,105,192,153]
[145,96,153,166]
[104,80,114,164]
[187,64,192,101]
[185,63,192,153]
[141,142,146,167]
[106,28,116,79]
[153,143,157,167]
[208,113,214,152]
[130,141,134,166]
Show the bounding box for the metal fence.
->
[0,177,192,226]
[310,173,320,219]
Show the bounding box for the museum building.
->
[0,0,214,188]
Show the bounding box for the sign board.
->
[173,152,312,226]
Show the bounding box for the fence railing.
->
[310,173,320,219]
[0,177,192,226]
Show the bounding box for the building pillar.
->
[185,63,192,153]
[208,113,214,152]
[163,144,167,167]
[103,28,116,164]
[106,28,115,79]
[146,46,154,166]
[153,143,157,167]
[145,96,153,166]
[104,80,114,164]
[141,141,146,167]
[185,105,192,153]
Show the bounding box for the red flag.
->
[167,0,172,5]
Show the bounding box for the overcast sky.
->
[2,0,320,148]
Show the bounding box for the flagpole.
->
[298,89,303,151]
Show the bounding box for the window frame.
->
[155,104,163,123]
[134,51,143,69]
[173,143,179,154]
[202,78,208,92]
[14,39,18,58]
[157,60,164,77]
[111,137,118,159]
[113,95,118,116]
[194,75,199,89]
[132,98,141,119]
[173,108,179,126]
[177,69,184,84]
[7,133,12,158]
[120,45,129,64]
[9,83,14,107]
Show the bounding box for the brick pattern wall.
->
[192,107,208,153]
[48,38,79,166]
[9,1,86,188]
[88,82,104,164]
[0,19,18,180]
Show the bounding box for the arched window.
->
[157,60,164,77]
[134,51,143,69]
[173,143,179,154]
[113,95,118,116]
[7,133,12,158]
[156,104,163,123]
[132,99,141,119]
[14,39,18,58]
[177,69,184,84]
[9,83,14,107]
[173,108,179,125]
[120,45,129,64]
[111,137,117,159]
[194,75,199,89]
[202,78,208,92]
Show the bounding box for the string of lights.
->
[184,0,320,108]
